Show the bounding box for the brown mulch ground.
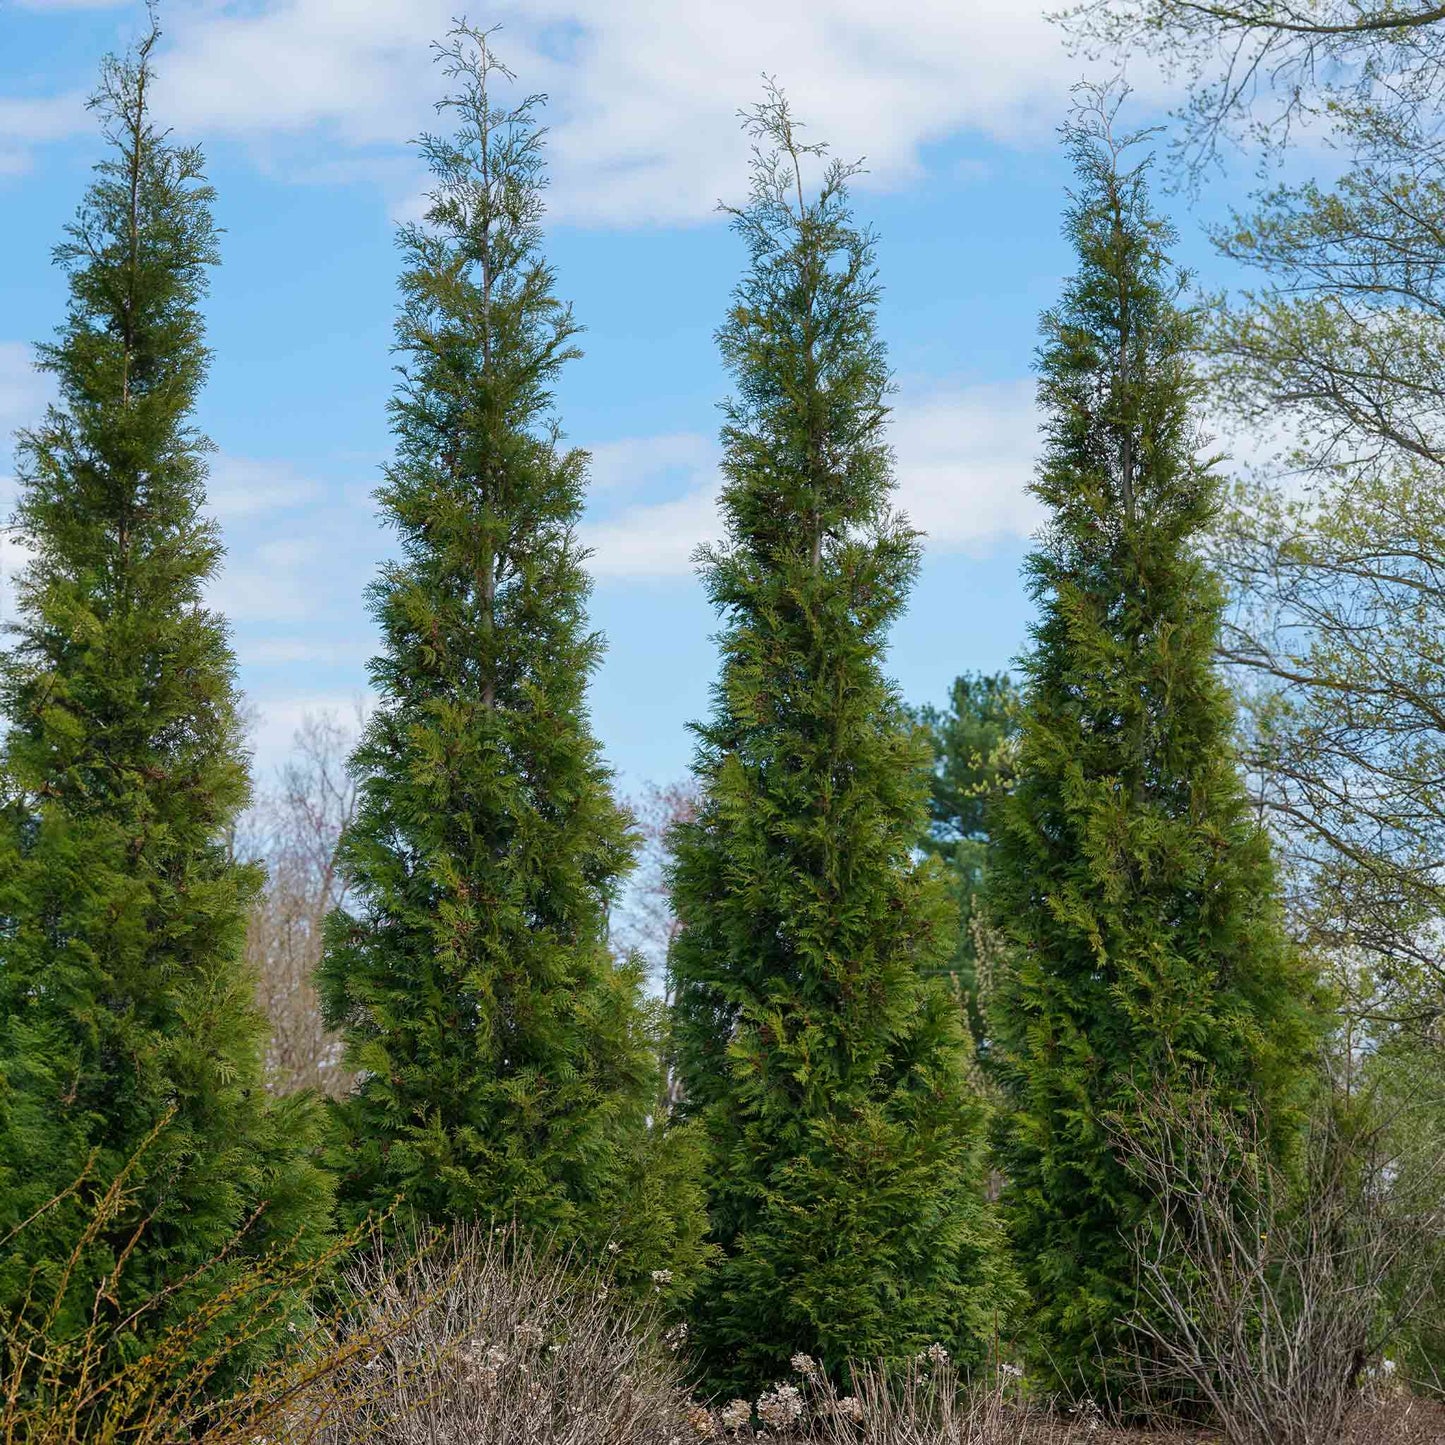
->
[1059,1396,1445,1443]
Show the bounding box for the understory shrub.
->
[0,1136,426,1445]
[307,1222,693,1445]
[1115,1085,1445,1445]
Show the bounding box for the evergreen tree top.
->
[0,22,331,1369]
[5,22,238,822]
[318,30,678,1265]
[710,83,901,594]
[370,25,598,722]
[1034,85,1210,577]
[391,27,578,469]
[669,88,1012,1391]
[43,27,219,421]
[989,87,1320,1402]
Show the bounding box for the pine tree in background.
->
[986,91,1321,1403]
[668,89,1014,1395]
[913,672,1019,1053]
[318,30,705,1287]
[0,28,330,1345]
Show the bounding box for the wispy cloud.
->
[0,91,88,174]
[587,432,714,495]
[4,1,1172,224]
[0,342,49,449]
[892,379,1044,550]
[584,482,720,582]
[244,688,374,779]
[206,454,323,522]
[0,344,47,619]
[579,378,1047,582]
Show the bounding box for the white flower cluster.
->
[789,1351,819,1378]
[459,1337,509,1389]
[913,1340,951,1372]
[651,1268,674,1289]
[834,1394,864,1422]
[756,1382,804,1429]
[719,1398,752,1432]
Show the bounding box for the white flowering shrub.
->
[309,1223,693,1445]
[686,1347,1075,1444]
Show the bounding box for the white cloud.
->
[0,91,89,174]
[206,454,322,521]
[0,0,1172,226]
[245,689,374,778]
[587,432,714,495]
[892,379,1044,549]
[241,637,369,666]
[584,483,721,581]
[211,535,327,623]
[0,346,48,619]
[0,473,25,627]
[0,342,49,445]
[13,1,130,10]
[580,378,1045,581]
[0,92,87,141]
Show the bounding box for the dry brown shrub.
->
[308,1222,694,1445]
[1114,1087,1445,1445]
[0,1126,433,1445]
[692,1351,1076,1445]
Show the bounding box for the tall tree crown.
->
[987,89,1319,1404]
[318,31,706,1289]
[668,87,1013,1395]
[0,27,329,1354]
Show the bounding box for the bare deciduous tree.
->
[242,708,362,1096]
[612,780,698,1000]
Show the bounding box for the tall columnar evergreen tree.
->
[0,30,330,1340]
[987,94,1321,1403]
[668,90,1014,1395]
[913,672,1019,1053]
[318,32,701,1283]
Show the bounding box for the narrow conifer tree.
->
[914,672,1019,1053]
[668,90,1013,1395]
[987,92,1320,1402]
[318,31,700,1281]
[0,29,330,1338]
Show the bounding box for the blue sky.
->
[0,0,1249,798]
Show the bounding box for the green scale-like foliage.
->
[986,101,1321,1404]
[668,91,1015,1396]
[319,33,705,1286]
[0,35,331,1346]
[913,673,1019,1053]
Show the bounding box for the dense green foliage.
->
[1068,2,1445,1034]
[913,673,1018,1052]
[0,32,330,1348]
[986,99,1321,1404]
[317,31,705,1288]
[667,90,1014,1396]
[10,11,1440,1412]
